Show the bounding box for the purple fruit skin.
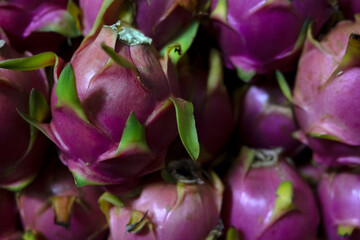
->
[17,160,108,240]
[0,0,72,53]
[222,151,319,240]
[135,0,196,49]
[45,25,179,185]
[211,0,332,74]
[338,0,360,20]
[293,18,360,166]
[237,82,300,155]
[107,177,223,240]
[0,189,21,240]
[0,30,48,189]
[318,172,360,240]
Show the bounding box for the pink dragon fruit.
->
[222,147,319,240]
[236,80,301,155]
[17,158,108,240]
[210,0,332,81]
[0,189,22,240]
[172,48,234,163]
[99,160,224,240]
[0,21,199,187]
[338,0,360,19]
[317,171,360,240]
[0,29,49,191]
[0,0,81,53]
[293,17,360,166]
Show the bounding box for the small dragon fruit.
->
[0,30,49,191]
[318,171,360,240]
[222,147,319,240]
[17,158,108,240]
[0,0,81,53]
[210,0,332,81]
[0,21,199,187]
[99,160,224,240]
[236,80,300,155]
[338,0,360,19]
[293,17,360,166]
[0,189,22,240]
[173,49,234,163]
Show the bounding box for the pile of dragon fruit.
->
[1,0,360,239]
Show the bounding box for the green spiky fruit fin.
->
[210,0,227,24]
[32,10,80,38]
[1,175,36,192]
[0,52,57,70]
[209,171,224,212]
[337,225,356,237]
[207,49,224,95]
[22,89,50,158]
[174,182,187,210]
[159,21,199,65]
[118,1,135,24]
[226,227,239,240]
[126,210,152,233]
[239,146,255,176]
[72,172,109,187]
[236,67,256,83]
[325,33,360,86]
[308,132,345,143]
[23,230,45,240]
[276,70,294,104]
[51,196,76,228]
[304,23,326,54]
[55,63,89,124]
[101,42,139,75]
[270,181,296,222]
[170,97,199,160]
[85,0,124,41]
[265,0,291,5]
[17,110,56,144]
[67,0,82,33]
[114,111,150,157]
[162,43,182,69]
[98,192,124,220]
[205,219,224,240]
[293,19,310,51]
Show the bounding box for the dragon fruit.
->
[0,0,80,53]
[210,0,332,81]
[236,80,300,155]
[0,189,21,240]
[0,21,199,187]
[100,160,224,240]
[293,17,360,166]
[318,171,360,240]
[338,0,360,19]
[222,147,319,240]
[172,49,234,163]
[17,158,108,240]
[0,30,49,191]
